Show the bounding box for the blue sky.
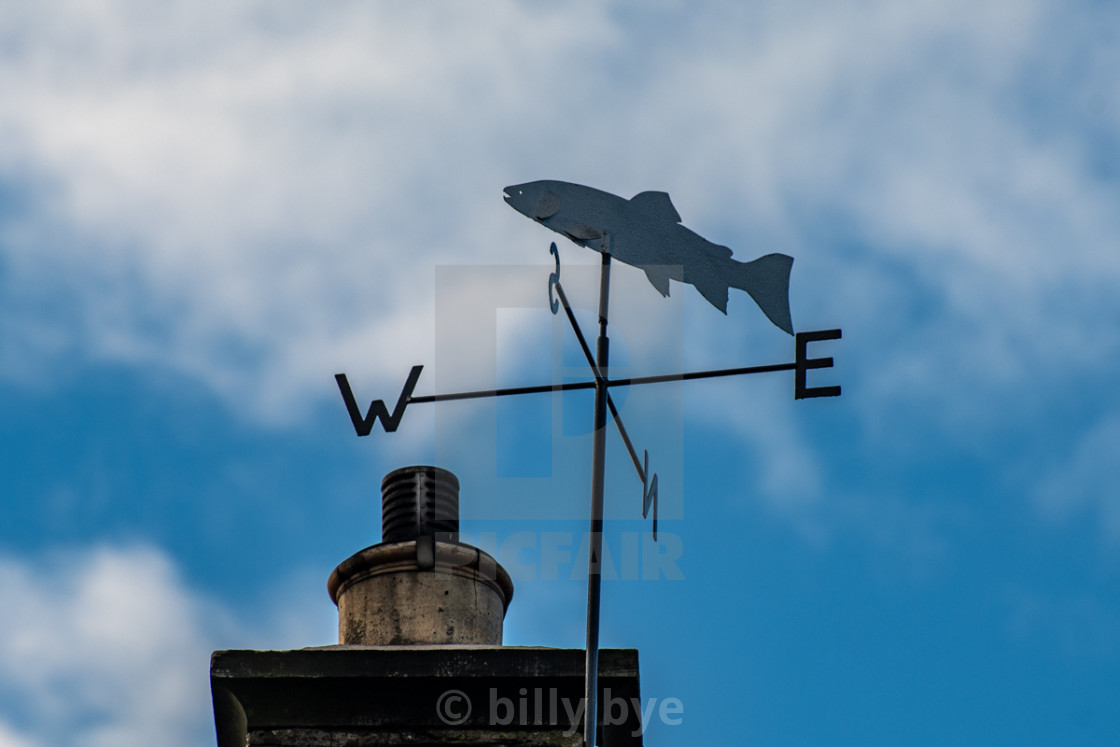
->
[1,1,1119,745]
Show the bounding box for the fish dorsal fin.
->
[709,242,733,259]
[628,191,682,224]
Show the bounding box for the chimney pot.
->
[328,466,513,646]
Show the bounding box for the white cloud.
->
[0,721,38,747]
[0,544,331,747]
[0,0,616,420]
[1035,414,1120,541]
[1,0,1118,519]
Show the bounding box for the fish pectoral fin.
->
[643,266,672,297]
[566,223,602,241]
[628,191,682,224]
[532,191,562,220]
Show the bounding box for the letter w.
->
[335,366,423,435]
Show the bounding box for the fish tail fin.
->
[728,253,794,335]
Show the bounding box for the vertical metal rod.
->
[555,281,646,484]
[584,246,611,747]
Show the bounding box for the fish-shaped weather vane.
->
[504,180,794,334]
[336,180,841,747]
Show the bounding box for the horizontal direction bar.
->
[609,361,795,388]
[409,379,594,404]
[407,360,795,405]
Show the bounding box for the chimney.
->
[328,465,513,645]
[210,465,644,746]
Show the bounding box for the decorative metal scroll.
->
[335,182,842,747]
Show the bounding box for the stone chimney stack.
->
[211,465,644,746]
[328,465,513,645]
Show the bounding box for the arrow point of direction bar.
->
[642,450,659,542]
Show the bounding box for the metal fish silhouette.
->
[504,180,794,334]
